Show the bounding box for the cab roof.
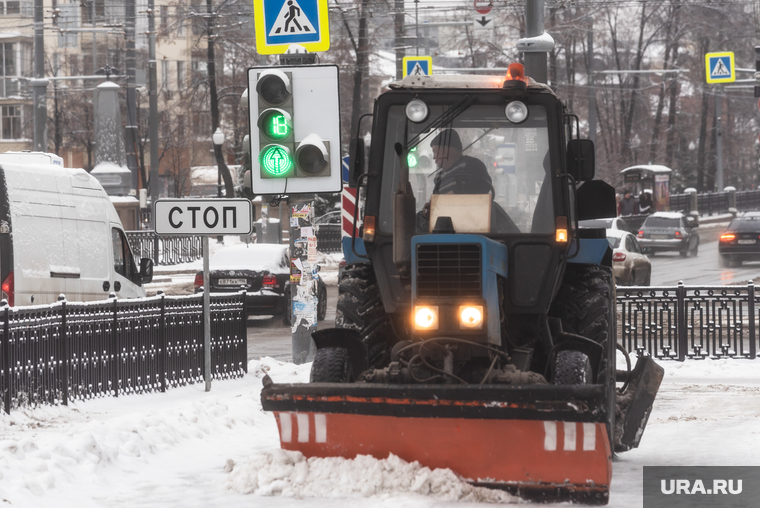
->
[388,74,557,97]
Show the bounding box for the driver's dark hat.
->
[430,129,462,151]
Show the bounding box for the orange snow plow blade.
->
[261,378,612,504]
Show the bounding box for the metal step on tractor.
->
[258,63,664,505]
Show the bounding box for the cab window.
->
[112,228,136,278]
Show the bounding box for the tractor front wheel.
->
[335,264,395,369]
[550,263,617,452]
[310,347,352,382]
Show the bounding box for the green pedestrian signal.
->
[260,145,295,177]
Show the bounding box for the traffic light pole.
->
[289,199,318,364]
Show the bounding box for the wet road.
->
[246,284,338,362]
[649,240,760,286]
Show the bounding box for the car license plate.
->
[738,239,756,245]
[651,234,668,239]
[219,278,247,286]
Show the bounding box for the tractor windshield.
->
[379,103,554,235]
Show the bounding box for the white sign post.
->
[155,199,253,391]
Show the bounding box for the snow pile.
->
[226,450,517,503]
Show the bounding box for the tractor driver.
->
[418,129,518,233]
[430,129,493,196]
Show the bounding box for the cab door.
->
[110,226,145,298]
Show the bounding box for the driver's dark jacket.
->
[432,155,492,195]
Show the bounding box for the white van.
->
[0,156,153,306]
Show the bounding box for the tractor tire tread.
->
[310,347,351,383]
[334,264,395,368]
[554,350,592,385]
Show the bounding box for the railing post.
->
[2,301,10,414]
[58,295,69,406]
[749,281,756,360]
[153,231,160,265]
[159,290,167,392]
[677,281,687,361]
[111,295,119,397]
[241,291,248,374]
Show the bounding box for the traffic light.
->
[248,65,341,195]
[255,69,295,178]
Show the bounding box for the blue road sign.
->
[342,155,350,183]
[403,56,433,77]
[705,52,735,84]
[254,0,330,55]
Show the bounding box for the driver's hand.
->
[422,202,430,219]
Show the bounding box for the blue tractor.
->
[261,64,662,504]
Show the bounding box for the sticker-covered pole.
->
[290,200,318,364]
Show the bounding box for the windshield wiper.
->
[406,95,477,152]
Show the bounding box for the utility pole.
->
[148,0,159,224]
[715,88,723,190]
[125,0,139,190]
[207,0,234,199]
[415,0,419,56]
[32,0,47,152]
[519,0,552,84]
[586,16,596,145]
[394,0,404,79]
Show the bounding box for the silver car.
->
[608,230,651,285]
[637,212,699,257]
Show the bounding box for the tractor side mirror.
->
[349,138,365,187]
[567,139,595,182]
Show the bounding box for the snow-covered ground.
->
[1,358,759,507]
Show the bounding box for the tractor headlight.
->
[414,305,439,330]
[459,305,484,329]
[505,101,528,124]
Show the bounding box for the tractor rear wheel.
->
[335,264,395,368]
[549,263,616,452]
[310,347,352,382]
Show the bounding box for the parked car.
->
[194,243,327,324]
[637,212,699,257]
[579,217,635,235]
[718,213,760,267]
[607,230,651,286]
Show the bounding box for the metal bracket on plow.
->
[615,355,664,452]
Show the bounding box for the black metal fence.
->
[0,292,247,413]
[669,189,760,216]
[126,231,204,265]
[617,282,758,360]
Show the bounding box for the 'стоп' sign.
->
[154,199,253,236]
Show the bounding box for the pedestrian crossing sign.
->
[254,0,330,55]
[403,56,433,78]
[705,52,735,84]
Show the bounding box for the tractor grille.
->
[416,243,482,298]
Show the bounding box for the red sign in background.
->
[474,1,492,15]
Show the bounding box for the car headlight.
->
[414,305,439,330]
[459,305,484,329]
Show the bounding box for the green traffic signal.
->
[259,109,292,142]
[260,145,294,177]
[407,146,418,168]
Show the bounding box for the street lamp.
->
[212,127,224,199]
